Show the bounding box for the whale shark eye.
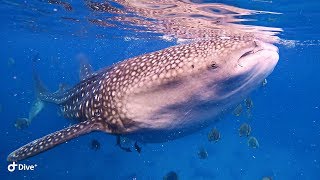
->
[211,63,218,69]
[209,61,218,70]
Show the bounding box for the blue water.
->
[1,0,319,179]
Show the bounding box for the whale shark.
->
[7,35,279,161]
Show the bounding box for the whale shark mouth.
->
[237,40,279,69]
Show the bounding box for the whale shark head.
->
[121,37,280,142]
[203,37,279,102]
[234,39,279,78]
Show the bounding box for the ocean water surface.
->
[0,0,319,179]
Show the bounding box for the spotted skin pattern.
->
[8,36,265,161]
[8,121,101,161]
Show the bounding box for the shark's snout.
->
[255,40,279,54]
[237,40,279,69]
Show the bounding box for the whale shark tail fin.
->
[7,120,103,162]
[32,54,69,104]
[76,53,94,81]
[33,71,48,96]
[31,53,48,97]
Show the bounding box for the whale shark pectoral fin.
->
[7,120,102,162]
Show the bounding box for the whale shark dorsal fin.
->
[52,83,70,95]
[58,83,69,92]
[79,61,94,81]
[77,53,94,81]
[7,120,104,162]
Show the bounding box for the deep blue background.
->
[0,0,319,179]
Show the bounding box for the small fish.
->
[247,136,259,148]
[134,141,141,153]
[244,97,254,118]
[262,78,268,87]
[197,148,208,159]
[239,123,251,137]
[233,104,243,117]
[163,171,178,180]
[207,128,221,142]
[90,139,101,151]
[244,97,254,109]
